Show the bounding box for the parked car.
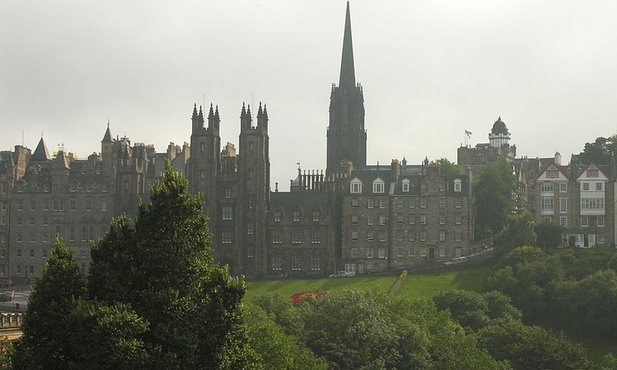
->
[444,257,468,265]
[0,280,12,288]
[329,270,355,278]
[0,291,13,302]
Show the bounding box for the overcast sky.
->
[2,0,617,189]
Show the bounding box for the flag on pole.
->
[465,130,472,137]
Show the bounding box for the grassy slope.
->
[246,266,492,301]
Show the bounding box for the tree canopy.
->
[578,135,617,165]
[473,163,517,239]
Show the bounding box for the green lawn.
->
[246,265,493,302]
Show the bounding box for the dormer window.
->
[350,178,362,194]
[373,178,385,194]
[402,179,410,192]
[454,179,462,192]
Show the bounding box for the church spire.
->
[339,1,356,90]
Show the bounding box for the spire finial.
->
[339,1,356,89]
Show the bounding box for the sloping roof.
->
[31,138,52,161]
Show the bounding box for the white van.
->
[444,257,467,265]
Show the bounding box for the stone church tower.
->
[326,1,367,176]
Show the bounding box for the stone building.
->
[0,2,478,281]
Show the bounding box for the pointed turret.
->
[207,103,220,134]
[257,102,268,131]
[31,137,52,161]
[240,103,252,131]
[339,1,356,90]
[191,103,203,131]
[101,122,112,144]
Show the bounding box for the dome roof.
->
[491,116,509,135]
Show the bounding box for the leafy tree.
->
[502,245,545,267]
[66,299,150,370]
[493,212,537,260]
[12,238,86,370]
[87,163,260,369]
[578,135,617,165]
[429,158,463,175]
[433,290,521,331]
[473,163,516,239]
[534,220,563,249]
[477,321,592,370]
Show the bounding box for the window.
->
[596,182,604,191]
[70,199,76,211]
[199,170,205,179]
[246,223,254,235]
[272,231,282,244]
[29,249,34,258]
[420,183,426,193]
[409,247,415,256]
[397,200,403,208]
[367,215,374,226]
[352,198,360,209]
[402,179,410,192]
[597,216,605,227]
[420,214,427,225]
[455,198,462,208]
[546,169,559,178]
[222,231,233,244]
[291,232,302,244]
[560,216,568,227]
[17,217,22,227]
[16,233,22,243]
[293,211,301,222]
[351,215,359,225]
[351,231,359,241]
[310,257,321,271]
[581,198,605,211]
[0,249,5,258]
[16,266,21,274]
[248,169,254,179]
[30,200,36,211]
[559,183,567,192]
[397,214,404,225]
[350,179,362,193]
[43,200,49,212]
[379,199,386,209]
[560,198,568,213]
[379,215,386,226]
[439,214,446,225]
[587,169,599,177]
[397,231,404,242]
[378,247,386,259]
[439,230,446,242]
[439,182,446,192]
[17,200,23,211]
[367,248,374,259]
[420,198,427,208]
[312,211,320,222]
[16,249,21,258]
[367,232,374,242]
[222,206,233,220]
[439,198,446,208]
[310,231,321,244]
[43,233,48,243]
[581,216,589,227]
[29,233,35,243]
[351,248,359,258]
[541,183,554,193]
[455,231,462,241]
[408,214,416,225]
[598,234,606,244]
[69,226,76,242]
[43,217,48,227]
[271,256,282,271]
[291,256,301,271]
[583,183,590,191]
[86,199,92,211]
[419,231,427,241]
[274,211,282,222]
[409,198,416,208]
[367,198,374,209]
[454,179,462,192]
[455,214,462,225]
[541,196,554,212]
[246,198,253,210]
[373,179,385,193]
[408,231,415,242]
[378,231,386,242]
[101,200,107,212]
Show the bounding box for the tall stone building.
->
[0,2,477,281]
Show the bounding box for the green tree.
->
[66,299,150,370]
[429,158,463,175]
[88,163,260,369]
[12,238,87,370]
[578,135,617,165]
[473,163,516,239]
[493,212,537,260]
[477,321,592,370]
[534,220,563,249]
